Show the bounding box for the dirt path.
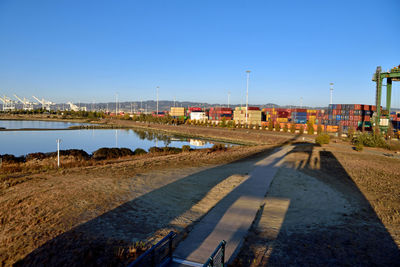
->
[234,144,400,266]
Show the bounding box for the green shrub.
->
[275,122,281,132]
[182,145,191,152]
[307,122,314,135]
[299,125,304,134]
[283,124,288,132]
[133,148,147,155]
[354,142,364,151]
[268,121,274,131]
[317,124,323,135]
[352,133,388,148]
[290,123,296,133]
[315,134,330,145]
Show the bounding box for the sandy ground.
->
[234,144,400,266]
[1,145,279,267]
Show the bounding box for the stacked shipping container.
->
[233,107,262,125]
[209,107,233,120]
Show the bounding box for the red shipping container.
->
[354,104,361,110]
[336,104,342,109]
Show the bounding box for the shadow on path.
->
[235,143,400,266]
[15,137,299,267]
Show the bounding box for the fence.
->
[127,231,176,267]
[203,240,226,267]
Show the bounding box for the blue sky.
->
[0,0,399,107]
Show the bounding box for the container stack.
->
[233,107,262,125]
[390,112,400,130]
[187,107,202,116]
[324,104,380,132]
[170,107,186,117]
[209,107,232,120]
[291,108,307,124]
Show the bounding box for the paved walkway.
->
[171,145,293,266]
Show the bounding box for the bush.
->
[26,152,47,161]
[352,132,388,148]
[92,147,134,160]
[268,121,274,131]
[182,145,191,152]
[133,148,147,155]
[275,122,281,132]
[148,147,163,153]
[307,122,314,135]
[209,143,227,152]
[0,154,25,163]
[299,125,304,134]
[354,142,364,151]
[283,124,288,132]
[317,124,323,135]
[290,124,296,133]
[315,134,330,145]
[162,146,182,153]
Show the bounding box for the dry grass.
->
[332,150,400,228]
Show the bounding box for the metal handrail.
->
[127,231,176,267]
[203,240,226,267]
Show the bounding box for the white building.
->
[190,111,207,121]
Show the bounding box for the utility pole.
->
[115,93,118,115]
[156,86,159,115]
[228,91,231,108]
[330,83,334,105]
[245,70,251,123]
[56,139,61,168]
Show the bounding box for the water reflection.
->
[190,139,206,147]
[0,128,220,156]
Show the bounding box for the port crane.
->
[14,94,36,111]
[373,65,400,129]
[67,101,87,112]
[32,95,54,111]
[0,95,16,111]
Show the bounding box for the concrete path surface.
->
[171,145,293,266]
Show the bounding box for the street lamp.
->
[245,70,251,123]
[156,86,159,115]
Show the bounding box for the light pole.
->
[228,91,231,108]
[245,70,251,123]
[115,93,118,115]
[156,86,159,115]
[56,139,61,168]
[330,83,334,105]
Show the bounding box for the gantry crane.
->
[0,95,16,111]
[32,95,54,111]
[372,65,400,129]
[14,94,36,111]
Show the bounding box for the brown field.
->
[1,117,399,266]
[233,143,400,266]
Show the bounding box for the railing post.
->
[168,234,173,261]
[221,240,226,267]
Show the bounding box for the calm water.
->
[0,120,87,129]
[0,121,221,156]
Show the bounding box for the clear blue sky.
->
[0,0,399,107]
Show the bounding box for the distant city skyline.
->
[0,0,399,108]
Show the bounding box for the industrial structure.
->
[14,94,36,111]
[373,65,400,129]
[32,96,54,111]
[0,95,16,111]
